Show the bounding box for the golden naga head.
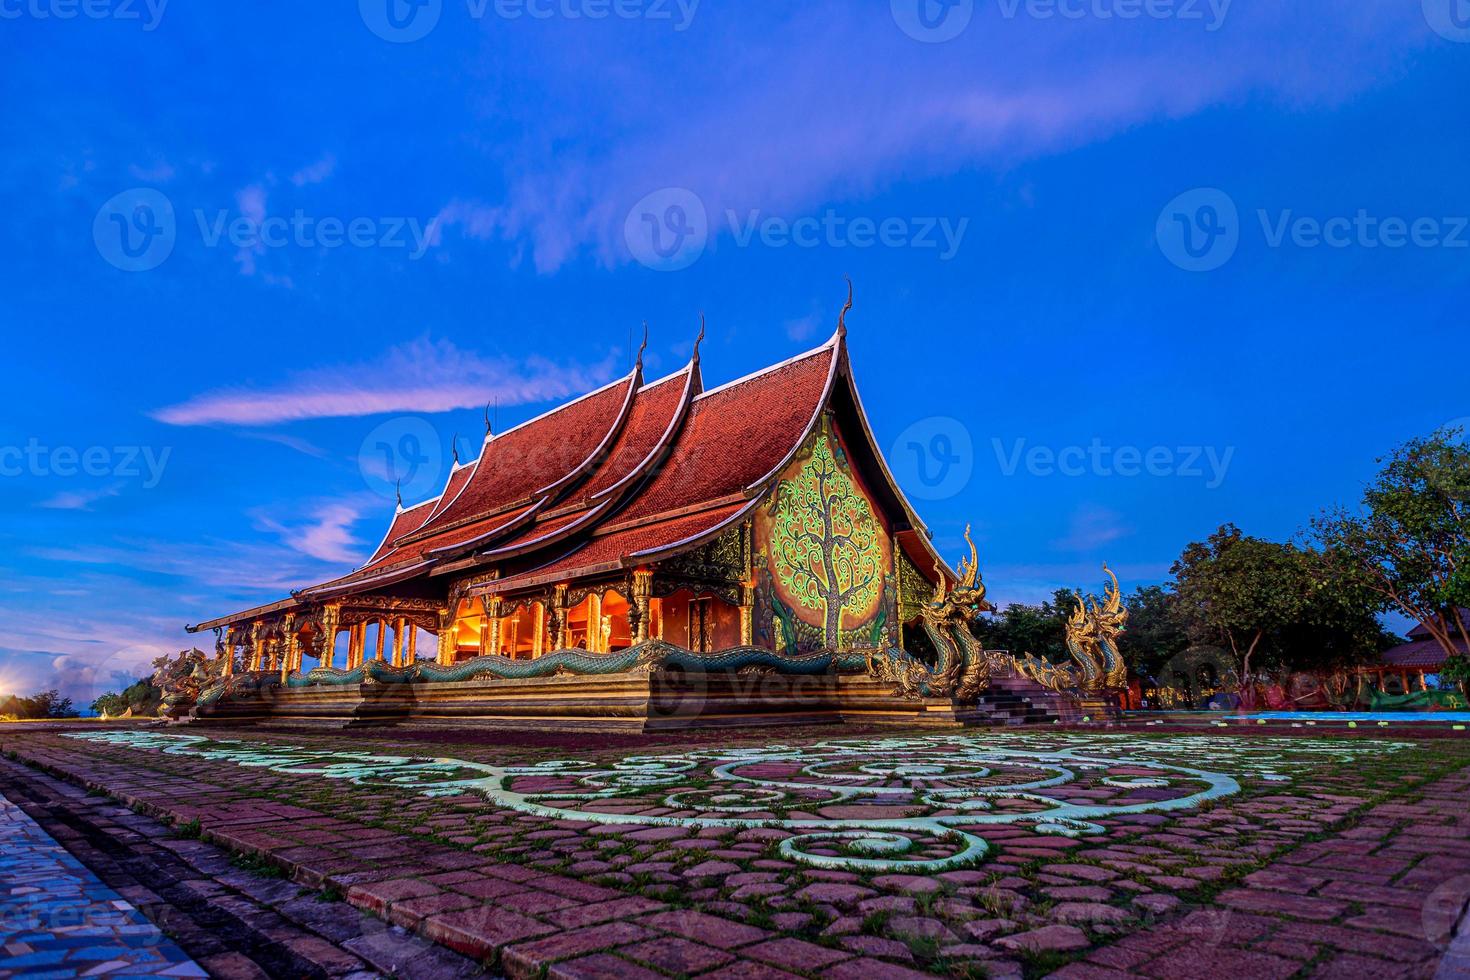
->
[950,524,995,614]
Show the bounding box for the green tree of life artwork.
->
[768,429,885,648]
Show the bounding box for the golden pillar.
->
[588,592,602,652]
[282,613,298,681]
[436,607,456,666]
[390,617,404,667]
[740,583,755,646]
[533,603,546,658]
[249,622,264,672]
[374,619,386,662]
[320,604,340,670]
[632,569,652,644]
[484,596,502,657]
[220,628,236,677]
[551,584,569,651]
[407,624,418,662]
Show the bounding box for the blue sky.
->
[1,0,1467,706]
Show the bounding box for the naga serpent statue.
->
[866,525,995,701]
[1013,564,1129,695]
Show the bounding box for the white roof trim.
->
[694,329,839,402]
[491,369,635,442]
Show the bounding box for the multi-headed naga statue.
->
[868,525,995,700]
[1014,565,1129,695]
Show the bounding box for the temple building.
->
[187,320,960,695]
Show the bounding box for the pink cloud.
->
[150,338,618,426]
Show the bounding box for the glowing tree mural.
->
[769,429,885,647]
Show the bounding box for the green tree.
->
[973,589,1078,661]
[1171,525,1313,681]
[1122,584,1190,680]
[769,431,883,647]
[1313,427,1470,662]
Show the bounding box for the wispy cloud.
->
[150,337,618,427]
[1051,504,1132,552]
[430,2,1430,272]
[37,484,122,511]
[290,153,336,187]
[250,498,374,565]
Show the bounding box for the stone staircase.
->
[973,661,1064,725]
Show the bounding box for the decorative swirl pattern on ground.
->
[63,732,1406,872]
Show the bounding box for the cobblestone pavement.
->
[0,757,479,979]
[0,786,203,978]
[2,723,1468,979]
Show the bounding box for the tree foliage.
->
[0,689,79,721]
[769,430,883,646]
[1313,426,1470,661]
[90,677,163,718]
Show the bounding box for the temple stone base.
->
[181,669,1081,731]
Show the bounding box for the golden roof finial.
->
[637,321,648,370]
[837,276,853,337]
[693,313,706,362]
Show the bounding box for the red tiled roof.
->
[569,368,692,505]
[611,345,836,525]
[487,502,750,593]
[411,373,636,535]
[361,498,437,567]
[1381,637,1468,669]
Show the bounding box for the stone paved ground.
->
[0,757,478,979]
[2,722,1468,979]
[0,784,203,978]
